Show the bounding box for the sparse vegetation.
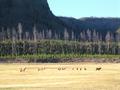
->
[0,63,120,90]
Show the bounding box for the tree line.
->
[0,23,120,56]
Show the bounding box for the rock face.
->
[0,0,65,31]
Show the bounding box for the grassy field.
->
[0,63,120,90]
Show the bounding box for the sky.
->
[48,0,120,19]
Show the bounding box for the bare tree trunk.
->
[12,28,16,56]
[18,23,23,41]
[33,25,38,62]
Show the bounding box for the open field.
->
[0,63,120,90]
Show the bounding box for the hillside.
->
[0,0,120,35]
[60,17,120,34]
[0,0,66,31]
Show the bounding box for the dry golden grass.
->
[0,63,120,90]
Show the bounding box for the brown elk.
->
[38,68,41,72]
[58,68,61,71]
[84,68,87,70]
[58,67,66,71]
[62,68,66,70]
[96,67,102,71]
[38,67,45,71]
[20,67,26,72]
[76,68,79,70]
[72,68,74,70]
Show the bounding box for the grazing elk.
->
[38,68,41,72]
[62,68,66,70]
[84,68,87,70]
[58,68,61,71]
[20,67,26,72]
[58,67,66,71]
[96,67,102,71]
[76,68,79,70]
[72,68,74,70]
[80,68,82,70]
[38,67,45,71]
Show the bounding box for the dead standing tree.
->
[18,23,23,41]
[32,25,38,62]
[105,32,111,54]
[12,28,17,56]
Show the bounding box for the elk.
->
[58,68,61,71]
[84,68,87,70]
[38,67,45,71]
[80,68,82,70]
[62,68,66,70]
[76,68,79,70]
[20,67,26,72]
[96,67,102,71]
[38,68,41,72]
[58,67,66,71]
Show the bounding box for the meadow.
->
[0,63,120,90]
